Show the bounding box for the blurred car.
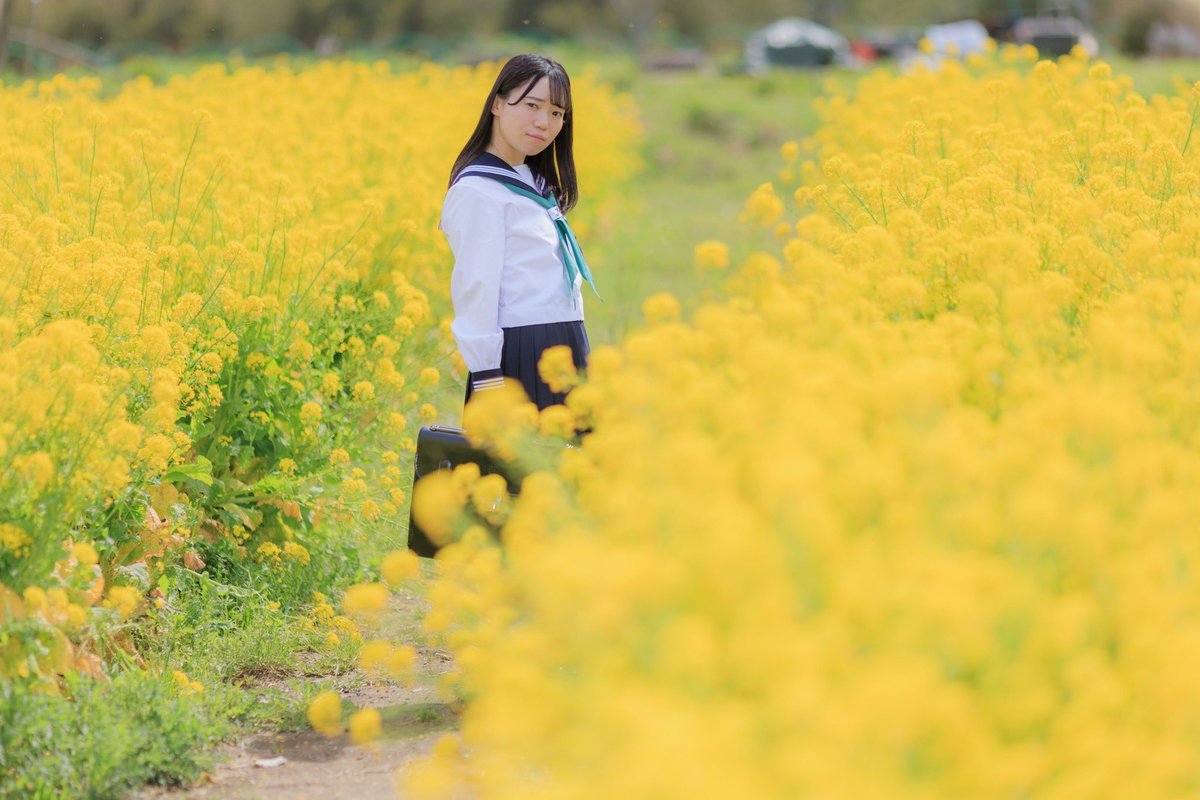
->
[923,19,991,56]
[1146,22,1200,58]
[744,17,849,73]
[857,27,922,60]
[897,19,990,70]
[1013,15,1099,57]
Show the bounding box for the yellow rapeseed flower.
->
[282,541,311,565]
[0,524,31,556]
[348,707,382,746]
[537,345,580,394]
[742,182,784,227]
[641,292,682,326]
[307,691,343,737]
[386,645,416,682]
[71,541,99,568]
[342,582,389,615]
[693,240,731,271]
[300,401,322,423]
[22,586,47,612]
[381,549,420,586]
[103,585,140,619]
[538,404,577,439]
[358,639,393,675]
[172,670,204,695]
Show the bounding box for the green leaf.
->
[219,502,263,531]
[165,457,214,486]
[117,561,151,591]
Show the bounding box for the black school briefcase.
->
[406,425,521,558]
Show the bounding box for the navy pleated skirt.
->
[464,320,590,411]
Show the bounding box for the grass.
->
[0,565,364,799]
[0,671,226,799]
[582,67,843,345]
[372,701,457,740]
[1107,55,1200,97]
[141,569,357,683]
[0,529,444,796]
[0,587,373,798]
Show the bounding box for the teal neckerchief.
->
[457,155,601,302]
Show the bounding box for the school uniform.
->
[441,153,598,411]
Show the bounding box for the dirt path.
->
[134,589,457,800]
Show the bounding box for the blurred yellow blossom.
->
[307,691,343,737]
[742,182,784,226]
[642,292,682,326]
[172,670,204,695]
[538,404,576,438]
[387,645,416,682]
[342,582,389,616]
[282,542,311,566]
[411,471,464,547]
[381,549,420,586]
[70,542,99,568]
[348,707,382,746]
[103,586,140,619]
[537,345,580,394]
[693,240,730,271]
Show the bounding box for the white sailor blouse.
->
[441,154,598,382]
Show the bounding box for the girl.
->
[441,54,599,412]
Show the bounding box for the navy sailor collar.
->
[457,152,555,202]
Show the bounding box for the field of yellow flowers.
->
[0,59,638,692]
[391,47,1200,798]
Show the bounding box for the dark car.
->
[1012,15,1099,57]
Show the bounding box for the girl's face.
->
[489,76,566,166]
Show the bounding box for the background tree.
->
[0,0,1175,54]
[0,0,14,67]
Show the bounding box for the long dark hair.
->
[449,54,578,213]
